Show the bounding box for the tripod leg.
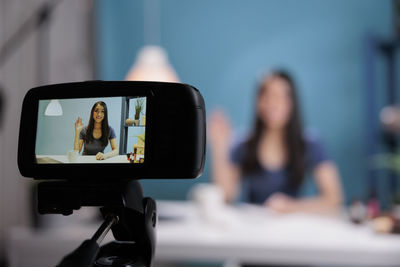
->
[56,214,118,267]
[92,215,119,244]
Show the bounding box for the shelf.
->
[124,125,146,128]
[120,96,147,154]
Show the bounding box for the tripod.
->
[37,180,157,267]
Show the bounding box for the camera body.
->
[18,81,206,180]
[17,81,206,266]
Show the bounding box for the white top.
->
[155,201,400,266]
[36,155,135,163]
[7,201,400,267]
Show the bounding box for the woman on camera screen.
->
[74,101,118,160]
[209,70,343,213]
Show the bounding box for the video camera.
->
[17,81,206,267]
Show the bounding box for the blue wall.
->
[96,0,393,203]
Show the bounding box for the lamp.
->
[125,0,179,82]
[125,45,179,82]
[45,99,63,116]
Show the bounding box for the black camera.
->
[17,81,206,267]
[18,81,206,180]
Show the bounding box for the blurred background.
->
[0,0,399,266]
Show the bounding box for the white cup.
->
[67,150,79,163]
[190,184,225,221]
[189,184,239,228]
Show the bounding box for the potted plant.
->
[372,153,400,218]
[134,98,144,126]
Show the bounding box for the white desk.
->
[7,201,400,267]
[156,201,400,266]
[36,155,134,163]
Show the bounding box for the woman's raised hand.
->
[75,117,84,133]
[208,109,232,151]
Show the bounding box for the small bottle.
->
[349,199,366,224]
[367,191,380,219]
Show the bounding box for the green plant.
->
[134,98,145,120]
[372,153,400,173]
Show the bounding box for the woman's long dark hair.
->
[241,70,306,191]
[85,101,110,146]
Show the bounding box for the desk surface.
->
[156,201,400,266]
[36,155,132,163]
[7,201,400,267]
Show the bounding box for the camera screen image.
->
[35,96,147,164]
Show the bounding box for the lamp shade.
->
[45,100,63,116]
[125,45,179,82]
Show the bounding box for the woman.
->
[209,71,343,213]
[74,101,119,160]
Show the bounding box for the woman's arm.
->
[209,111,241,203]
[96,138,119,160]
[267,161,343,214]
[74,117,84,152]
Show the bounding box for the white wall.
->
[0,0,94,263]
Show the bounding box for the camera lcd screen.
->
[35,96,147,164]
